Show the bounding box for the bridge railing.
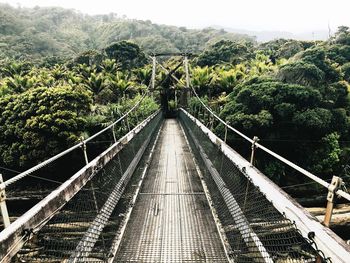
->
[186,83,350,229]
[179,108,350,263]
[0,92,156,230]
[188,90,350,201]
[0,109,163,262]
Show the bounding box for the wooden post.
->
[224,125,228,143]
[112,124,117,143]
[250,136,259,165]
[0,174,10,228]
[111,112,117,143]
[151,56,156,91]
[183,56,190,108]
[80,138,89,165]
[323,176,343,227]
[151,56,156,100]
[126,116,131,132]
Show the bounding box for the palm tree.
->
[2,61,31,77]
[105,72,134,102]
[5,75,35,93]
[100,59,120,74]
[50,65,68,81]
[216,68,238,92]
[191,66,214,98]
[134,66,152,86]
[84,72,107,102]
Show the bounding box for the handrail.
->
[187,85,350,201]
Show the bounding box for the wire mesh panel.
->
[11,112,163,263]
[1,149,87,228]
[179,110,327,263]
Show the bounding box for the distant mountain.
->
[211,26,330,42]
[0,3,254,62]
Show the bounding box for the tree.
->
[218,77,349,181]
[326,45,350,65]
[104,41,147,70]
[196,40,253,66]
[277,40,304,59]
[191,66,214,97]
[297,46,340,83]
[74,50,103,66]
[277,61,325,87]
[83,72,107,103]
[0,61,32,77]
[334,26,350,46]
[342,62,350,82]
[0,85,92,168]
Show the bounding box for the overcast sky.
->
[1,0,349,33]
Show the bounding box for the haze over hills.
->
[0,3,255,62]
[211,25,330,42]
[0,2,342,64]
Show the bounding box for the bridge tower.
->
[151,53,193,117]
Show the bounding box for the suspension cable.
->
[0,166,62,185]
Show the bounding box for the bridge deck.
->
[114,119,228,262]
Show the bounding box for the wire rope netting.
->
[11,112,163,263]
[179,110,327,263]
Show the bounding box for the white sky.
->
[0,0,349,33]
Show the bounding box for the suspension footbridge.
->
[0,55,350,262]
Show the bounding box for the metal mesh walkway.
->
[114,119,229,262]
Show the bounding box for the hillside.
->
[212,25,330,42]
[0,3,254,62]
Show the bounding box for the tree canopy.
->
[0,85,92,167]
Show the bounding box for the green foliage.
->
[262,161,286,184]
[333,26,350,46]
[258,39,312,59]
[89,94,159,136]
[74,50,104,66]
[0,85,92,167]
[191,66,214,96]
[297,46,340,83]
[277,61,325,86]
[342,63,350,81]
[168,100,176,111]
[277,40,304,59]
[312,132,342,174]
[104,41,147,69]
[219,76,349,178]
[326,45,350,65]
[196,40,253,66]
[0,60,32,77]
